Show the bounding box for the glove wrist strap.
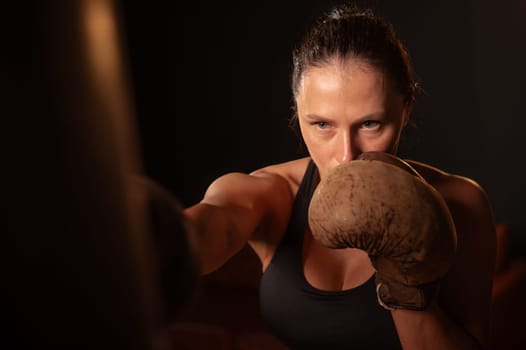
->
[375,275,440,311]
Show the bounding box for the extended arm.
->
[184,170,293,275]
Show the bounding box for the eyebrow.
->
[302,111,388,122]
[302,114,329,121]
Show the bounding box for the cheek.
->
[301,129,318,149]
[306,145,336,182]
[361,127,402,154]
[299,129,329,168]
[303,136,325,162]
[299,122,322,151]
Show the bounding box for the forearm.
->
[392,303,485,350]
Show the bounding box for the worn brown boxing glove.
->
[308,152,457,311]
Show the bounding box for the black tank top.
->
[259,160,402,350]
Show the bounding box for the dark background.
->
[5,2,523,347]
[120,0,526,255]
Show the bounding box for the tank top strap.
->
[283,159,318,246]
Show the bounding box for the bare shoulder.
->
[406,159,496,265]
[200,157,311,261]
[251,156,312,195]
[201,157,311,225]
[201,158,309,227]
[406,160,493,217]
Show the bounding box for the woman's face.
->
[296,60,410,179]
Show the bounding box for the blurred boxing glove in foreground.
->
[308,152,457,311]
[133,176,200,322]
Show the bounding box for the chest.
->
[301,230,376,291]
[259,230,401,350]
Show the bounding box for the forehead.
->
[298,60,393,103]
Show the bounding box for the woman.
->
[183,3,495,349]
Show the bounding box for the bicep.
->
[184,171,293,273]
[203,171,292,239]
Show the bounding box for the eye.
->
[313,121,331,130]
[362,120,381,129]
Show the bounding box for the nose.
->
[336,130,359,164]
